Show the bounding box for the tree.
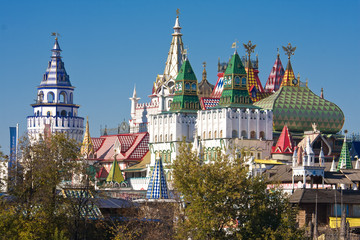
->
[0,133,83,239]
[172,142,303,240]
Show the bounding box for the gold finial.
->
[306,78,308,87]
[282,43,296,59]
[51,32,60,40]
[243,40,256,59]
[277,47,279,56]
[202,61,206,69]
[176,8,180,16]
[202,61,207,81]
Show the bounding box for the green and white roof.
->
[254,86,344,133]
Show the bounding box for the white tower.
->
[27,37,84,142]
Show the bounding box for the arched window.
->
[241,130,247,139]
[241,78,246,87]
[232,130,238,138]
[192,83,196,91]
[38,91,44,103]
[185,83,190,90]
[220,130,223,138]
[165,134,168,142]
[47,92,55,103]
[250,131,256,139]
[168,100,172,108]
[203,131,206,139]
[59,92,66,103]
[214,131,217,138]
[170,134,173,141]
[155,135,158,142]
[160,135,163,142]
[209,131,211,139]
[47,111,51,117]
[69,93,73,103]
[260,131,265,139]
[61,110,67,117]
[36,110,40,116]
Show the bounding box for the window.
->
[47,111,51,116]
[69,93,73,103]
[250,131,256,139]
[170,134,173,141]
[192,83,196,91]
[155,135,158,142]
[214,131,217,138]
[61,110,67,117]
[209,131,211,139]
[160,135,163,142]
[241,130,247,139]
[232,130,238,138]
[235,76,240,85]
[220,130,223,138]
[38,91,44,103]
[260,131,265,139]
[241,78,247,87]
[59,92,66,103]
[47,92,55,103]
[165,134,168,142]
[185,83,190,90]
[203,131,206,139]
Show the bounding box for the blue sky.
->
[0,0,359,154]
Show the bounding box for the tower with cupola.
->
[27,37,84,142]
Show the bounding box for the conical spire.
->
[198,62,215,99]
[170,58,200,112]
[146,154,170,199]
[330,156,337,172]
[106,156,124,183]
[218,52,253,108]
[265,53,285,92]
[81,116,94,158]
[154,14,185,93]
[292,147,298,167]
[337,134,352,170]
[280,43,297,87]
[41,38,71,87]
[272,125,294,154]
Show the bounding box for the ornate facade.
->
[27,38,84,142]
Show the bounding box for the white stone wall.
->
[196,108,272,141]
[27,116,84,142]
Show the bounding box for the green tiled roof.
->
[175,59,197,81]
[224,52,246,75]
[337,140,352,170]
[170,59,200,113]
[254,86,344,133]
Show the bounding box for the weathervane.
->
[231,40,239,52]
[282,43,296,59]
[176,8,180,16]
[51,32,60,40]
[243,40,256,60]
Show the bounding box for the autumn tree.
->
[0,133,84,239]
[172,142,303,240]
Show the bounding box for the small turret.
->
[306,137,315,166]
[130,85,140,120]
[330,156,337,172]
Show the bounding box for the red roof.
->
[264,54,284,92]
[271,125,294,154]
[91,132,149,162]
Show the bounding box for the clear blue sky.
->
[0,0,359,154]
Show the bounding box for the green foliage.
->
[172,142,304,240]
[0,133,82,239]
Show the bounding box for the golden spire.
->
[81,116,94,158]
[202,61,207,81]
